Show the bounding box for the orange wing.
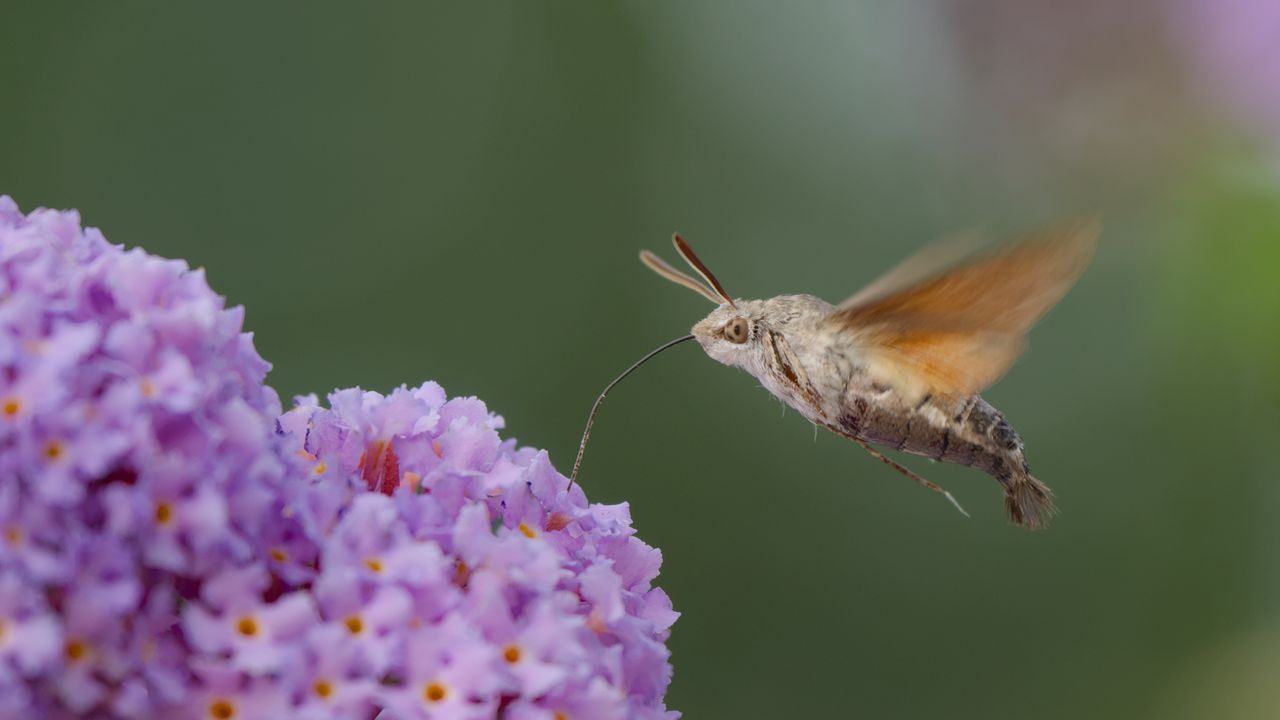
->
[827,218,1099,402]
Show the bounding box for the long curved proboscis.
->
[568,334,697,492]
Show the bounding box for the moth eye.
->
[724,317,750,344]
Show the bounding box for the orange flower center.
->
[235,616,258,637]
[586,610,607,635]
[364,557,383,573]
[208,700,236,719]
[423,681,447,703]
[518,522,538,539]
[503,644,522,663]
[344,615,364,635]
[155,501,173,526]
[453,560,470,588]
[65,639,88,662]
[313,680,334,698]
[269,547,288,562]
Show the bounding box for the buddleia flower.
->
[0,195,679,718]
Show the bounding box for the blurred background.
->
[2,2,1278,717]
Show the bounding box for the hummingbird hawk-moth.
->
[571,221,1098,529]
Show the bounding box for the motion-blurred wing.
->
[827,219,1099,402]
[839,229,987,310]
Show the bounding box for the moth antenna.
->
[568,335,697,492]
[852,439,970,518]
[672,233,735,307]
[640,250,723,304]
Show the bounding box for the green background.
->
[4,3,1278,718]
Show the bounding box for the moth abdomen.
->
[833,390,1055,528]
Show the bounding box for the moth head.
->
[690,300,771,367]
[639,234,766,367]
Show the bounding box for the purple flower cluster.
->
[0,196,678,719]
[275,387,678,719]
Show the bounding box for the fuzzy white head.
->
[690,300,760,366]
[690,295,835,380]
[687,292,840,427]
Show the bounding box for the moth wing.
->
[827,218,1099,402]
[838,229,987,310]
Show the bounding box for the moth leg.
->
[853,439,969,518]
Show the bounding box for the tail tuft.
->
[1004,473,1056,530]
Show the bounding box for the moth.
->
[571,221,1098,529]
